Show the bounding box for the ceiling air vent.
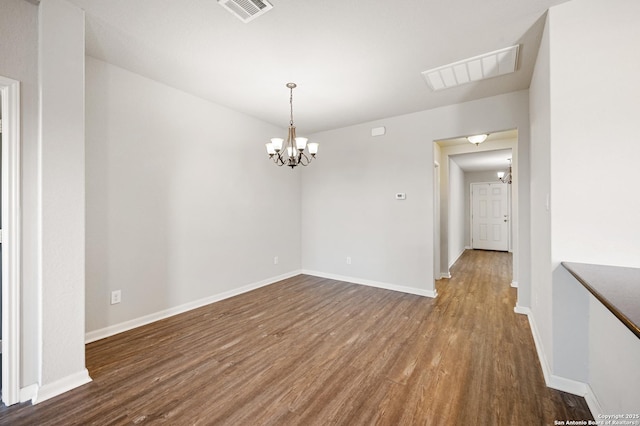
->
[217,0,273,23]
[422,45,520,91]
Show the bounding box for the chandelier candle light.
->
[498,158,513,184]
[265,83,318,169]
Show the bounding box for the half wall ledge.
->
[562,262,640,339]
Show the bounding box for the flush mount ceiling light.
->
[467,134,488,146]
[265,83,318,169]
[217,0,273,23]
[422,45,520,91]
[498,159,513,184]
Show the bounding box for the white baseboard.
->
[513,304,528,315]
[302,270,438,298]
[547,374,588,397]
[85,270,302,343]
[20,383,38,403]
[440,272,452,279]
[583,384,603,420]
[32,369,92,405]
[448,249,466,269]
[510,280,518,288]
[522,307,553,386]
[519,307,593,402]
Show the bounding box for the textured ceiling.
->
[67,0,569,133]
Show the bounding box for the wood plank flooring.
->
[0,250,592,425]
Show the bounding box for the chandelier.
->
[498,159,513,184]
[265,83,318,169]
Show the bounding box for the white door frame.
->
[433,161,440,280]
[1,75,22,406]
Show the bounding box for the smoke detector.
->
[217,0,273,23]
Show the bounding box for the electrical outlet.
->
[111,290,121,305]
[274,256,278,265]
[346,256,352,265]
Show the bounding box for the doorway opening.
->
[433,130,517,286]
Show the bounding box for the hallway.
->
[434,249,592,423]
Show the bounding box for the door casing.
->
[1,75,23,406]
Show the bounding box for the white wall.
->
[37,0,91,402]
[433,145,442,279]
[0,0,90,402]
[529,0,640,414]
[0,0,40,389]
[301,91,530,300]
[551,0,640,412]
[550,0,640,267]
[300,117,435,296]
[85,58,302,334]
[529,5,554,379]
[589,296,640,414]
[448,159,465,267]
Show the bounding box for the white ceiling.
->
[67,0,569,134]
[440,129,516,172]
[450,149,512,172]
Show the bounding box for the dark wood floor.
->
[0,250,592,425]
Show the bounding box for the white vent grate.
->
[217,0,273,23]
[422,45,520,91]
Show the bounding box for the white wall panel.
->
[301,91,530,297]
[530,0,640,412]
[0,0,40,389]
[85,58,302,333]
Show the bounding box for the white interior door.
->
[471,183,509,251]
